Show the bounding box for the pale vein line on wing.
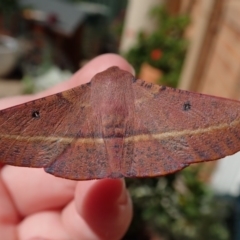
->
[0,120,238,144]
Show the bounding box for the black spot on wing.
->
[183,102,191,111]
[32,110,40,119]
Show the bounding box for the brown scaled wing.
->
[122,79,240,177]
[0,84,111,180]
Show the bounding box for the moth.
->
[0,66,239,180]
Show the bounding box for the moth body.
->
[91,67,135,177]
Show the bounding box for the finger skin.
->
[0,54,133,239]
[0,176,19,223]
[0,178,19,239]
[1,167,76,216]
[62,180,132,240]
[17,180,132,240]
[42,53,134,95]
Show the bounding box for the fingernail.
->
[116,180,128,205]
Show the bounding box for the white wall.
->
[211,152,240,196]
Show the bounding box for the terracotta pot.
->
[139,62,163,84]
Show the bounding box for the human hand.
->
[0,54,133,240]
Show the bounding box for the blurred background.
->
[0,0,240,239]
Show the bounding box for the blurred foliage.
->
[0,0,19,13]
[124,166,230,240]
[125,6,189,87]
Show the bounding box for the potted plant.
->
[125,6,189,87]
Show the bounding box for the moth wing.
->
[0,84,109,180]
[125,79,240,177]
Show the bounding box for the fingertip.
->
[76,179,132,239]
[69,53,134,85]
[45,54,134,95]
[84,53,133,72]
